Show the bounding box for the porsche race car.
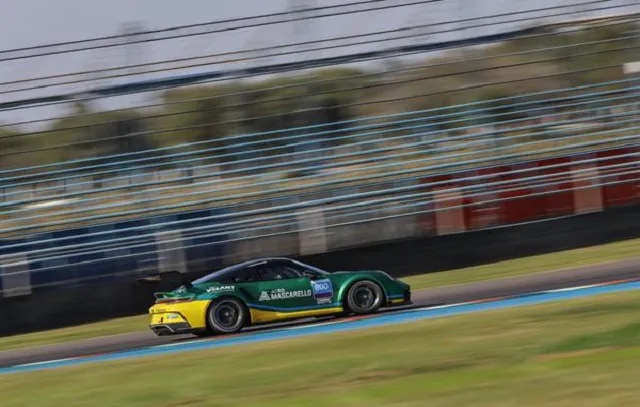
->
[148,257,411,336]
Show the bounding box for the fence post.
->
[297,209,327,255]
[0,254,31,298]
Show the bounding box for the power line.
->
[0,0,408,55]
[0,47,633,162]
[0,0,442,63]
[0,0,612,92]
[0,1,634,111]
[1,13,636,139]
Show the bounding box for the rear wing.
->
[154,292,194,300]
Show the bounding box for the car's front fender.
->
[335,274,391,306]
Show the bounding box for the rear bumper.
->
[148,300,209,335]
[149,310,199,336]
[149,322,195,336]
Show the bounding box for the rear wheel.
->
[345,280,384,315]
[206,297,247,334]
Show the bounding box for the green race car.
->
[148,257,412,336]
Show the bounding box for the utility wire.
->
[0,0,614,92]
[0,0,443,63]
[1,1,635,112]
[0,54,633,162]
[1,9,636,121]
[0,0,409,57]
[5,17,633,131]
[1,21,637,141]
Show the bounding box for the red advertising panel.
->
[595,148,639,208]
[536,156,575,217]
[498,162,543,223]
[418,146,637,234]
[462,166,504,229]
[418,175,440,235]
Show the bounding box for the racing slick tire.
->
[345,280,384,315]
[206,297,247,335]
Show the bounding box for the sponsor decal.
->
[259,287,312,301]
[206,285,235,293]
[311,279,334,304]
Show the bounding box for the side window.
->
[283,266,307,278]
[219,266,260,284]
[256,265,301,281]
[286,264,315,279]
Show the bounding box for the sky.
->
[0,0,638,129]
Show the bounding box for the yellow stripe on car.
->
[249,307,344,324]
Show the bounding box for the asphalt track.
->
[1,257,640,373]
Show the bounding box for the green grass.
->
[1,237,639,353]
[4,289,640,407]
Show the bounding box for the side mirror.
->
[303,272,317,280]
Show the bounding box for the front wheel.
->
[345,280,384,315]
[207,297,247,334]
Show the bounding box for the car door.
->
[288,263,337,307]
[213,264,262,301]
[253,264,317,311]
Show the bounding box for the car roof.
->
[244,257,296,265]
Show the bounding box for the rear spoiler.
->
[154,292,177,300]
[154,292,196,303]
[154,291,196,299]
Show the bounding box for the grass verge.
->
[3,289,640,407]
[1,237,639,352]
